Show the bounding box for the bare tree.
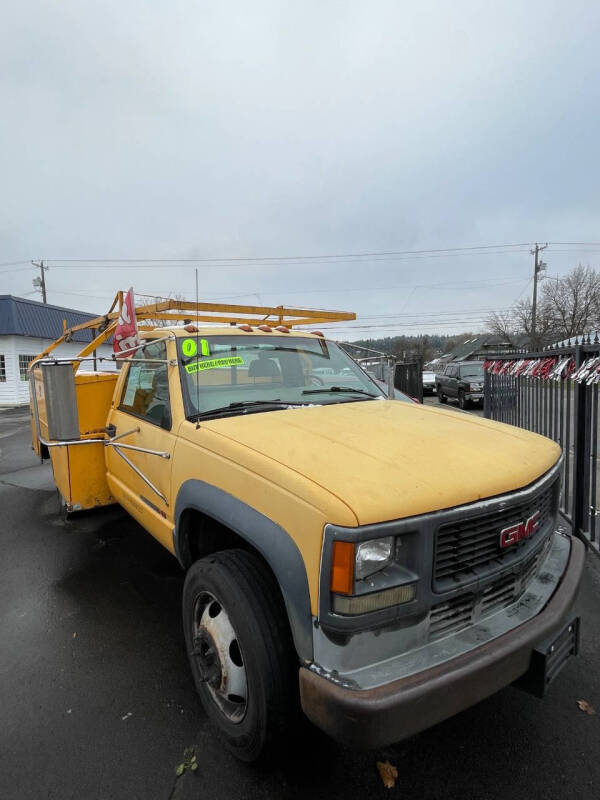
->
[486,309,521,345]
[486,265,600,345]
[513,297,557,343]
[139,292,189,327]
[541,265,600,339]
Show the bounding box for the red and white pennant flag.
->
[113,287,140,359]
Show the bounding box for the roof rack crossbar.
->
[30,291,356,369]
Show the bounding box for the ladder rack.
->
[33,291,357,365]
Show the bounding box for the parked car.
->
[422,370,437,395]
[436,361,485,409]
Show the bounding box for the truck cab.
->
[28,296,584,762]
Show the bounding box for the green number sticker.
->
[182,338,197,357]
[185,356,244,374]
[182,338,210,358]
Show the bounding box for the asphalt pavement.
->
[423,393,484,415]
[1,406,599,800]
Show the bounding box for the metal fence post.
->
[572,344,590,541]
[484,371,491,419]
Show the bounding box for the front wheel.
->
[458,391,469,410]
[438,387,447,403]
[182,549,297,762]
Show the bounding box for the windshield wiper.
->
[301,386,380,398]
[188,399,311,421]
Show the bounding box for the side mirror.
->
[36,363,80,441]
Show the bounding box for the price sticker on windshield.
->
[185,356,244,374]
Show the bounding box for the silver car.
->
[422,370,437,395]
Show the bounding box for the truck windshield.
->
[460,366,484,379]
[178,335,385,419]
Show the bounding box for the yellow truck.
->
[28,293,584,762]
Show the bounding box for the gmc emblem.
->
[499,511,541,548]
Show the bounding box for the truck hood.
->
[205,399,561,526]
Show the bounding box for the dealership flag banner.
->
[113,287,140,359]
[483,356,576,382]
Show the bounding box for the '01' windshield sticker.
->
[185,356,244,374]
[182,338,210,358]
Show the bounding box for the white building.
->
[0,295,114,406]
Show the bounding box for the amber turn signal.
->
[330,541,354,595]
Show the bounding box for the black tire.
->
[438,387,447,403]
[182,549,297,762]
[458,391,469,410]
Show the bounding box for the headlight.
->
[355,537,394,580]
[329,535,417,616]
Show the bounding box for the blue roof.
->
[0,295,103,343]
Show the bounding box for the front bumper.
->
[299,535,585,749]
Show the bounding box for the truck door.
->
[105,339,177,552]
[447,365,458,397]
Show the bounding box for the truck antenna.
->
[195,268,201,429]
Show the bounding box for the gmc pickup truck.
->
[436,360,485,409]
[28,295,584,762]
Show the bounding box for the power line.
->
[45,276,528,304]
[31,251,534,270]
[320,321,496,331]
[0,259,31,268]
[355,308,512,320]
[6,243,600,276]
[48,286,510,322]
[0,251,534,274]
[3,241,600,275]
[42,242,536,264]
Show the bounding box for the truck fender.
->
[174,479,313,663]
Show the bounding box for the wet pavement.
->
[423,393,484,416]
[1,406,599,800]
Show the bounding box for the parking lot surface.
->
[1,406,599,800]
[423,393,484,415]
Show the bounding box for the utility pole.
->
[31,260,48,303]
[530,243,547,348]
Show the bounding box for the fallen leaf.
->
[72,633,77,639]
[577,699,596,715]
[376,761,398,789]
[191,763,198,772]
[175,764,185,777]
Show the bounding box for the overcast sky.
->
[2,0,600,339]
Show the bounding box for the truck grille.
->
[433,478,557,591]
[429,592,475,640]
[429,541,549,642]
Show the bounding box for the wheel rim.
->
[192,592,248,723]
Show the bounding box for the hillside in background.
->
[345,332,475,362]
